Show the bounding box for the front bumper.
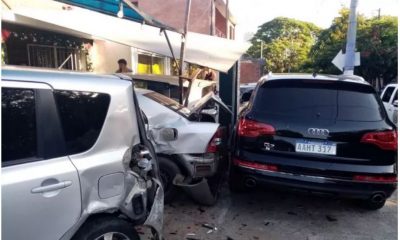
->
[233,165,397,200]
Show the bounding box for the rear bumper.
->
[178,153,218,178]
[232,158,397,199]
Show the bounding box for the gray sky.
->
[229,0,399,41]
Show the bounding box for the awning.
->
[55,0,180,32]
[1,0,250,73]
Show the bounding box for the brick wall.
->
[138,0,212,35]
[240,60,262,84]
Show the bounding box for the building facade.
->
[135,0,235,39]
[2,0,236,76]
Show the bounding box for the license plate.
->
[295,140,336,155]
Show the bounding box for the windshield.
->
[143,91,191,118]
[254,80,385,122]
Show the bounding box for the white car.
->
[136,88,228,206]
[380,83,398,125]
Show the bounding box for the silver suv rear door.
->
[1,81,81,240]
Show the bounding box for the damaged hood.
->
[136,90,219,154]
[189,92,232,115]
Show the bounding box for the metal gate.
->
[27,44,87,70]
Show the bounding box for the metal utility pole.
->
[225,0,229,38]
[210,0,215,35]
[343,0,358,75]
[179,0,192,104]
[260,41,263,59]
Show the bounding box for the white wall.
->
[90,40,133,74]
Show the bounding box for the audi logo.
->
[307,128,329,136]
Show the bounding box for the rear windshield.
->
[254,80,385,122]
[144,91,191,118]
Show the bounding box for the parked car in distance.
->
[380,83,398,125]
[239,82,257,113]
[136,88,228,205]
[231,73,397,210]
[240,82,257,104]
[2,66,163,240]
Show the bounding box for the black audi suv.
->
[230,74,397,210]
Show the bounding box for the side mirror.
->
[159,128,178,141]
[241,91,252,103]
[393,100,398,108]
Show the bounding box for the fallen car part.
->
[173,175,217,206]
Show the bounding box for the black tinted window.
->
[254,80,384,122]
[2,88,37,162]
[54,90,110,155]
[382,86,395,102]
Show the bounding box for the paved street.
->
[157,185,397,240]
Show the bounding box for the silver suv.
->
[1,66,163,240]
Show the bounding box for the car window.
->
[2,88,37,162]
[255,80,384,122]
[143,91,191,118]
[54,90,110,155]
[382,86,395,102]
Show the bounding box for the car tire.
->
[228,168,246,193]
[360,197,387,210]
[73,216,140,240]
[158,156,181,203]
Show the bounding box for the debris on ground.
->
[287,211,298,216]
[202,223,217,230]
[202,223,218,234]
[186,233,200,240]
[197,206,206,213]
[325,215,338,222]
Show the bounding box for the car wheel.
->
[73,216,139,240]
[158,156,181,203]
[360,196,387,210]
[228,168,246,193]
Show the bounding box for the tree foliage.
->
[247,10,398,86]
[310,8,398,86]
[247,17,321,73]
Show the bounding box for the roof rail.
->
[337,74,366,82]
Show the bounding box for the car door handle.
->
[31,181,72,194]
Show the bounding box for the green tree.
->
[247,17,321,73]
[357,15,398,87]
[310,8,397,86]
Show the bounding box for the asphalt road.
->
[156,185,397,240]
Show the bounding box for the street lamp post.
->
[256,39,264,59]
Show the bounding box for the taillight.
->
[238,118,275,137]
[353,175,397,183]
[361,130,397,151]
[206,128,223,153]
[233,158,278,172]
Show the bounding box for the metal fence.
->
[27,44,87,70]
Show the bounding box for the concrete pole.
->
[210,0,215,35]
[179,0,192,104]
[225,0,229,38]
[343,0,358,75]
